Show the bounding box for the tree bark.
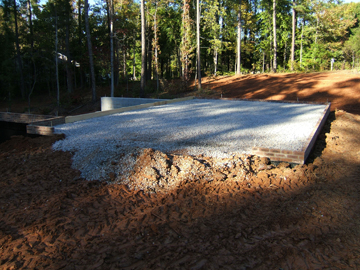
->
[176,46,182,78]
[262,51,265,73]
[196,0,201,89]
[214,49,218,76]
[153,1,159,93]
[110,0,114,96]
[65,8,73,93]
[85,0,96,101]
[13,0,25,99]
[27,0,34,52]
[236,0,242,74]
[133,38,136,80]
[300,20,303,67]
[140,0,146,97]
[78,0,84,88]
[147,32,152,81]
[284,39,287,67]
[55,11,60,115]
[272,0,277,72]
[290,0,296,71]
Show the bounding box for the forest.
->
[0,0,360,109]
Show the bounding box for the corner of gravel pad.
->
[59,145,279,194]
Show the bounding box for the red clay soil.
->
[1,72,360,269]
[196,71,360,114]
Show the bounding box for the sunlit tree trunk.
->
[85,0,96,101]
[214,49,218,76]
[196,0,201,89]
[236,0,241,75]
[290,0,296,71]
[272,0,277,72]
[181,0,192,82]
[140,0,146,97]
[300,20,303,67]
[153,0,159,93]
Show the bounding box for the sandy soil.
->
[1,72,360,269]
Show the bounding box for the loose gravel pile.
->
[53,99,327,180]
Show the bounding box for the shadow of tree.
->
[1,111,360,269]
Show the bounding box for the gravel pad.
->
[53,99,327,180]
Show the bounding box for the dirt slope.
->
[196,72,360,114]
[1,72,360,269]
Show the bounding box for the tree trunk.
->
[110,0,115,96]
[176,44,182,78]
[140,0,146,97]
[78,0,83,88]
[65,11,73,93]
[214,49,218,76]
[133,38,136,80]
[236,0,242,75]
[353,51,355,69]
[27,0,36,110]
[27,0,34,52]
[147,35,152,81]
[272,0,277,72]
[196,0,201,89]
[290,0,296,71]
[116,39,120,86]
[27,59,36,114]
[123,48,128,92]
[181,0,191,82]
[284,39,287,68]
[262,51,265,73]
[85,0,96,101]
[300,20,303,67]
[13,0,25,99]
[55,11,60,115]
[153,2,159,93]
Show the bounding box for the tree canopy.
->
[0,0,359,104]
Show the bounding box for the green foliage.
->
[1,0,360,104]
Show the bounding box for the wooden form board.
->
[0,112,55,123]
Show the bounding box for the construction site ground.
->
[1,71,360,269]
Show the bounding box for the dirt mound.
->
[118,148,273,193]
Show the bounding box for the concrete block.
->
[101,97,169,111]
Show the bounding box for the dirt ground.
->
[1,72,360,269]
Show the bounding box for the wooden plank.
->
[0,112,55,124]
[31,117,65,126]
[27,125,55,136]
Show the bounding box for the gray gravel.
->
[53,99,327,180]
